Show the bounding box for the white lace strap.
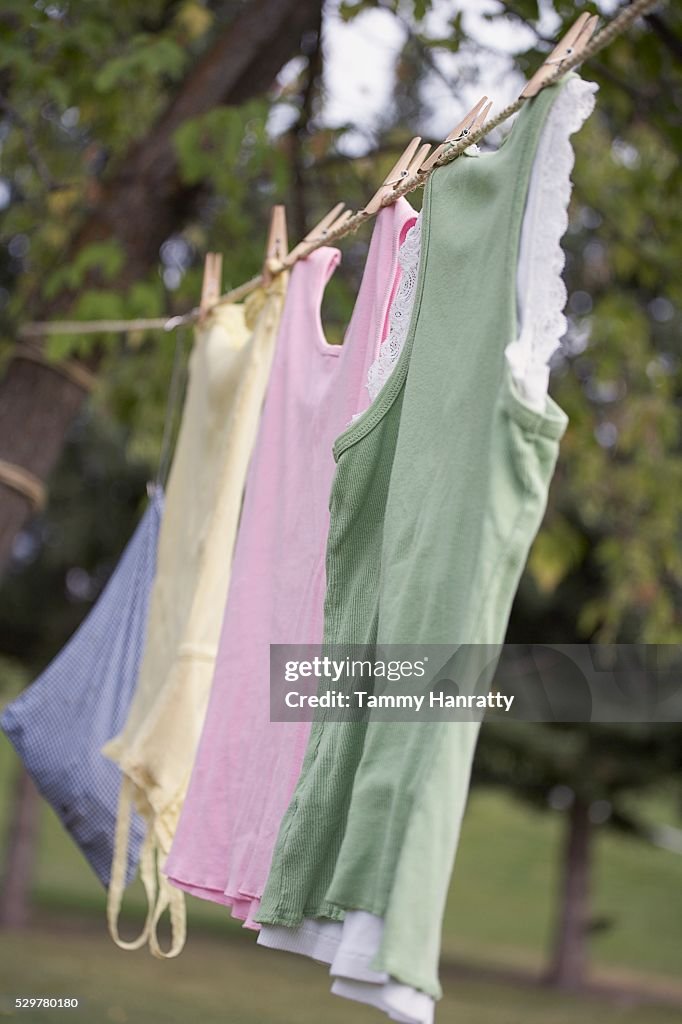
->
[364,215,422,406]
[508,75,598,410]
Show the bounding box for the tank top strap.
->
[342,198,417,415]
[292,245,341,326]
[269,245,341,367]
[346,198,416,351]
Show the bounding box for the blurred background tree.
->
[0,0,680,1004]
[476,713,682,990]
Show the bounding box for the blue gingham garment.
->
[1,489,164,888]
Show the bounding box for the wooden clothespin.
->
[284,203,351,267]
[199,253,223,323]
[362,137,432,217]
[262,205,288,287]
[521,13,598,99]
[420,96,492,173]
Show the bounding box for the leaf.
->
[94,37,186,93]
[528,519,587,595]
[174,1,213,40]
[43,241,124,298]
[339,2,372,22]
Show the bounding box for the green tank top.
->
[257,79,571,999]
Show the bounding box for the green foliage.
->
[93,35,187,93]
[527,515,588,595]
[44,241,125,298]
[541,102,682,643]
[174,104,265,186]
[477,721,682,807]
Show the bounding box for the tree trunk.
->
[546,796,592,990]
[0,358,87,565]
[0,767,40,928]
[0,0,323,572]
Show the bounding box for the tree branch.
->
[0,0,325,572]
[286,4,324,241]
[0,96,59,192]
[73,0,326,284]
[496,1,664,119]
[644,12,682,64]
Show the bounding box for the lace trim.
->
[507,76,598,409]
[365,216,422,404]
[361,78,597,415]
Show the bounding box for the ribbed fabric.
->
[257,80,571,998]
[103,285,284,957]
[165,200,416,926]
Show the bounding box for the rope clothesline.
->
[0,459,46,511]
[19,0,662,340]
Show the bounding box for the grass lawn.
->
[1,925,681,1024]
[1,722,681,1021]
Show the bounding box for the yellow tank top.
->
[103,276,287,957]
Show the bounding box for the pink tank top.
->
[164,198,417,925]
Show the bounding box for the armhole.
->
[506,75,598,413]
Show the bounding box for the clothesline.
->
[19,0,661,340]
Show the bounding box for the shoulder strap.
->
[107,778,157,950]
[149,874,187,959]
[290,246,341,325]
[107,778,188,957]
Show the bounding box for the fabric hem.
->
[368,955,443,1002]
[255,903,346,927]
[502,364,568,439]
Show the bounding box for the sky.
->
[272,0,619,153]
[321,0,533,145]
